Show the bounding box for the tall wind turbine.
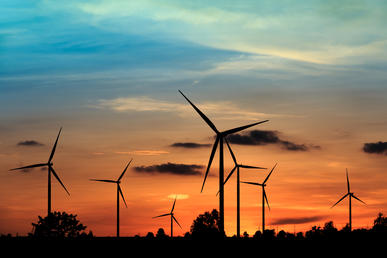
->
[331,169,366,231]
[179,90,269,235]
[90,159,132,237]
[242,163,277,233]
[223,138,266,238]
[153,197,182,238]
[10,127,70,215]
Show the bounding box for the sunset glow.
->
[1,0,387,237]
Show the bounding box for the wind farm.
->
[1,0,387,246]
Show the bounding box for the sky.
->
[1,0,387,237]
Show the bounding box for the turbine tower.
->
[242,163,277,233]
[10,127,70,215]
[331,168,366,231]
[90,159,132,237]
[179,90,269,235]
[153,197,182,238]
[223,138,266,238]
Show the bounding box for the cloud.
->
[167,194,189,200]
[363,141,387,155]
[17,140,44,147]
[17,166,47,173]
[226,130,320,151]
[95,96,294,121]
[133,162,203,176]
[115,150,169,156]
[170,142,211,148]
[271,216,326,225]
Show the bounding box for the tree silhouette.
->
[372,212,387,232]
[30,211,90,238]
[190,209,224,238]
[156,228,167,239]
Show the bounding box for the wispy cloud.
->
[95,95,297,121]
[170,142,211,149]
[115,150,169,156]
[271,215,326,225]
[167,194,189,200]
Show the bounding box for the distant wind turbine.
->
[153,196,182,238]
[10,127,69,215]
[242,163,277,233]
[222,138,266,238]
[179,90,269,235]
[331,168,366,231]
[90,159,132,237]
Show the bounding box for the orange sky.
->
[1,108,386,237]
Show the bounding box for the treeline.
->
[1,210,386,240]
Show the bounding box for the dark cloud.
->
[271,216,326,225]
[17,140,44,147]
[226,130,320,151]
[133,162,203,176]
[17,166,47,173]
[363,141,387,155]
[170,142,211,148]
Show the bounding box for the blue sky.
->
[1,0,387,132]
[1,0,387,146]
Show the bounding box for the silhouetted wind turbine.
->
[90,159,132,237]
[242,163,277,233]
[153,196,182,238]
[179,90,269,235]
[10,127,69,215]
[222,138,266,238]
[331,168,366,231]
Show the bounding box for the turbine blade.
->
[172,215,182,229]
[224,138,237,165]
[346,168,350,193]
[224,166,237,186]
[352,194,366,205]
[171,196,177,213]
[118,184,127,208]
[221,120,269,136]
[118,159,132,181]
[9,163,48,171]
[48,127,62,163]
[50,166,70,196]
[239,165,266,170]
[263,188,270,211]
[263,163,277,184]
[331,193,349,208]
[178,90,218,134]
[89,179,117,183]
[152,213,170,219]
[241,181,261,186]
[200,136,219,193]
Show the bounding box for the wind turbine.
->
[222,138,266,238]
[10,127,70,215]
[242,163,277,233]
[179,90,269,235]
[90,159,132,237]
[331,168,366,231]
[153,197,182,238]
